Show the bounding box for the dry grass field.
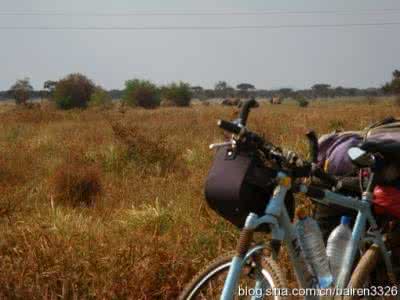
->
[0,98,399,299]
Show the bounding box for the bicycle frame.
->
[220,172,394,300]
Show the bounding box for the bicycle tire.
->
[344,244,397,300]
[178,250,289,300]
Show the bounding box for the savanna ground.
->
[0,97,398,299]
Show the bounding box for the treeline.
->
[189,84,385,100]
[2,74,192,109]
[1,70,400,103]
[0,83,386,101]
[0,90,46,100]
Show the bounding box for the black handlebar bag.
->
[204,146,293,231]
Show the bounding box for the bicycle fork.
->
[221,177,290,300]
[221,216,256,300]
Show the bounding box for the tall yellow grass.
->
[0,99,399,299]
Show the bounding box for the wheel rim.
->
[187,262,232,300]
[186,260,278,300]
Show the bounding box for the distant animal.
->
[270,96,282,104]
[24,102,41,109]
[238,100,259,108]
[221,98,241,106]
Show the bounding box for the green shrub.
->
[294,94,309,107]
[89,87,112,108]
[161,82,192,107]
[298,99,309,107]
[123,79,160,109]
[53,74,95,109]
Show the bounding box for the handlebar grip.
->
[238,98,257,125]
[217,120,242,134]
[312,166,338,187]
[306,130,319,163]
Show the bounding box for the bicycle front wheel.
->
[179,251,288,300]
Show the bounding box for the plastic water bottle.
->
[326,216,352,282]
[296,214,333,288]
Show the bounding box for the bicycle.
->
[179,99,399,300]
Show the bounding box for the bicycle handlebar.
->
[311,165,338,187]
[305,130,318,163]
[217,120,242,135]
[238,98,257,126]
[216,98,340,186]
[218,98,258,135]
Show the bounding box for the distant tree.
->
[278,88,293,98]
[312,84,331,90]
[225,87,236,97]
[382,83,392,94]
[236,83,255,90]
[334,86,346,97]
[255,89,271,97]
[384,69,400,105]
[191,86,203,93]
[215,81,228,91]
[347,88,359,97]
[383,69,400,95]
[204,89,216,99]
[9,78,33,105]
[43,80,58,99]
[214,81,234,98]
[109,89,123,99]
[44,80,57,93]
[312,84,331,98]
[53,73,95,109]
[161,82,192,107]
[365,88,379,97]
[236,83,255,97]
[190,86,205,100]
[123,79,160,109]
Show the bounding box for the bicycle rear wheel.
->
[179,251,288,300]
[344,244,398,300]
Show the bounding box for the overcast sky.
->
[1,0,400,90]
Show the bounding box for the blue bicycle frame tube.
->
[336,209,367,288]
[301,184,394,289]
[220,174,290,300]
[220,213,260,300]
[219,177,392,299]
[220,256,244,299]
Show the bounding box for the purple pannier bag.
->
[317,117,400,177]
[317,132,363,176]
[366,119,400,142]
